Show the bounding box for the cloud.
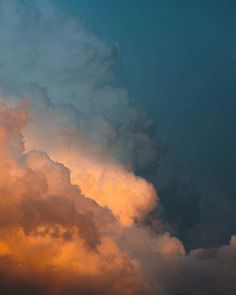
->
[0,99,184,295]
[0,0,158,171]
[0,1,235,295]
[0,0,159,226]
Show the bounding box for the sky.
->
[64,0,236,249]
[0,1,236,294]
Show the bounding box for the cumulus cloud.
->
[0,100,184,295]
[0,0,159,226]
[0,83,158,226]
[0,0,158,171]
[0,1,235,295]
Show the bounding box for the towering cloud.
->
[0,1,235,295]
[0,0,159,226]
[0,99,184,294]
